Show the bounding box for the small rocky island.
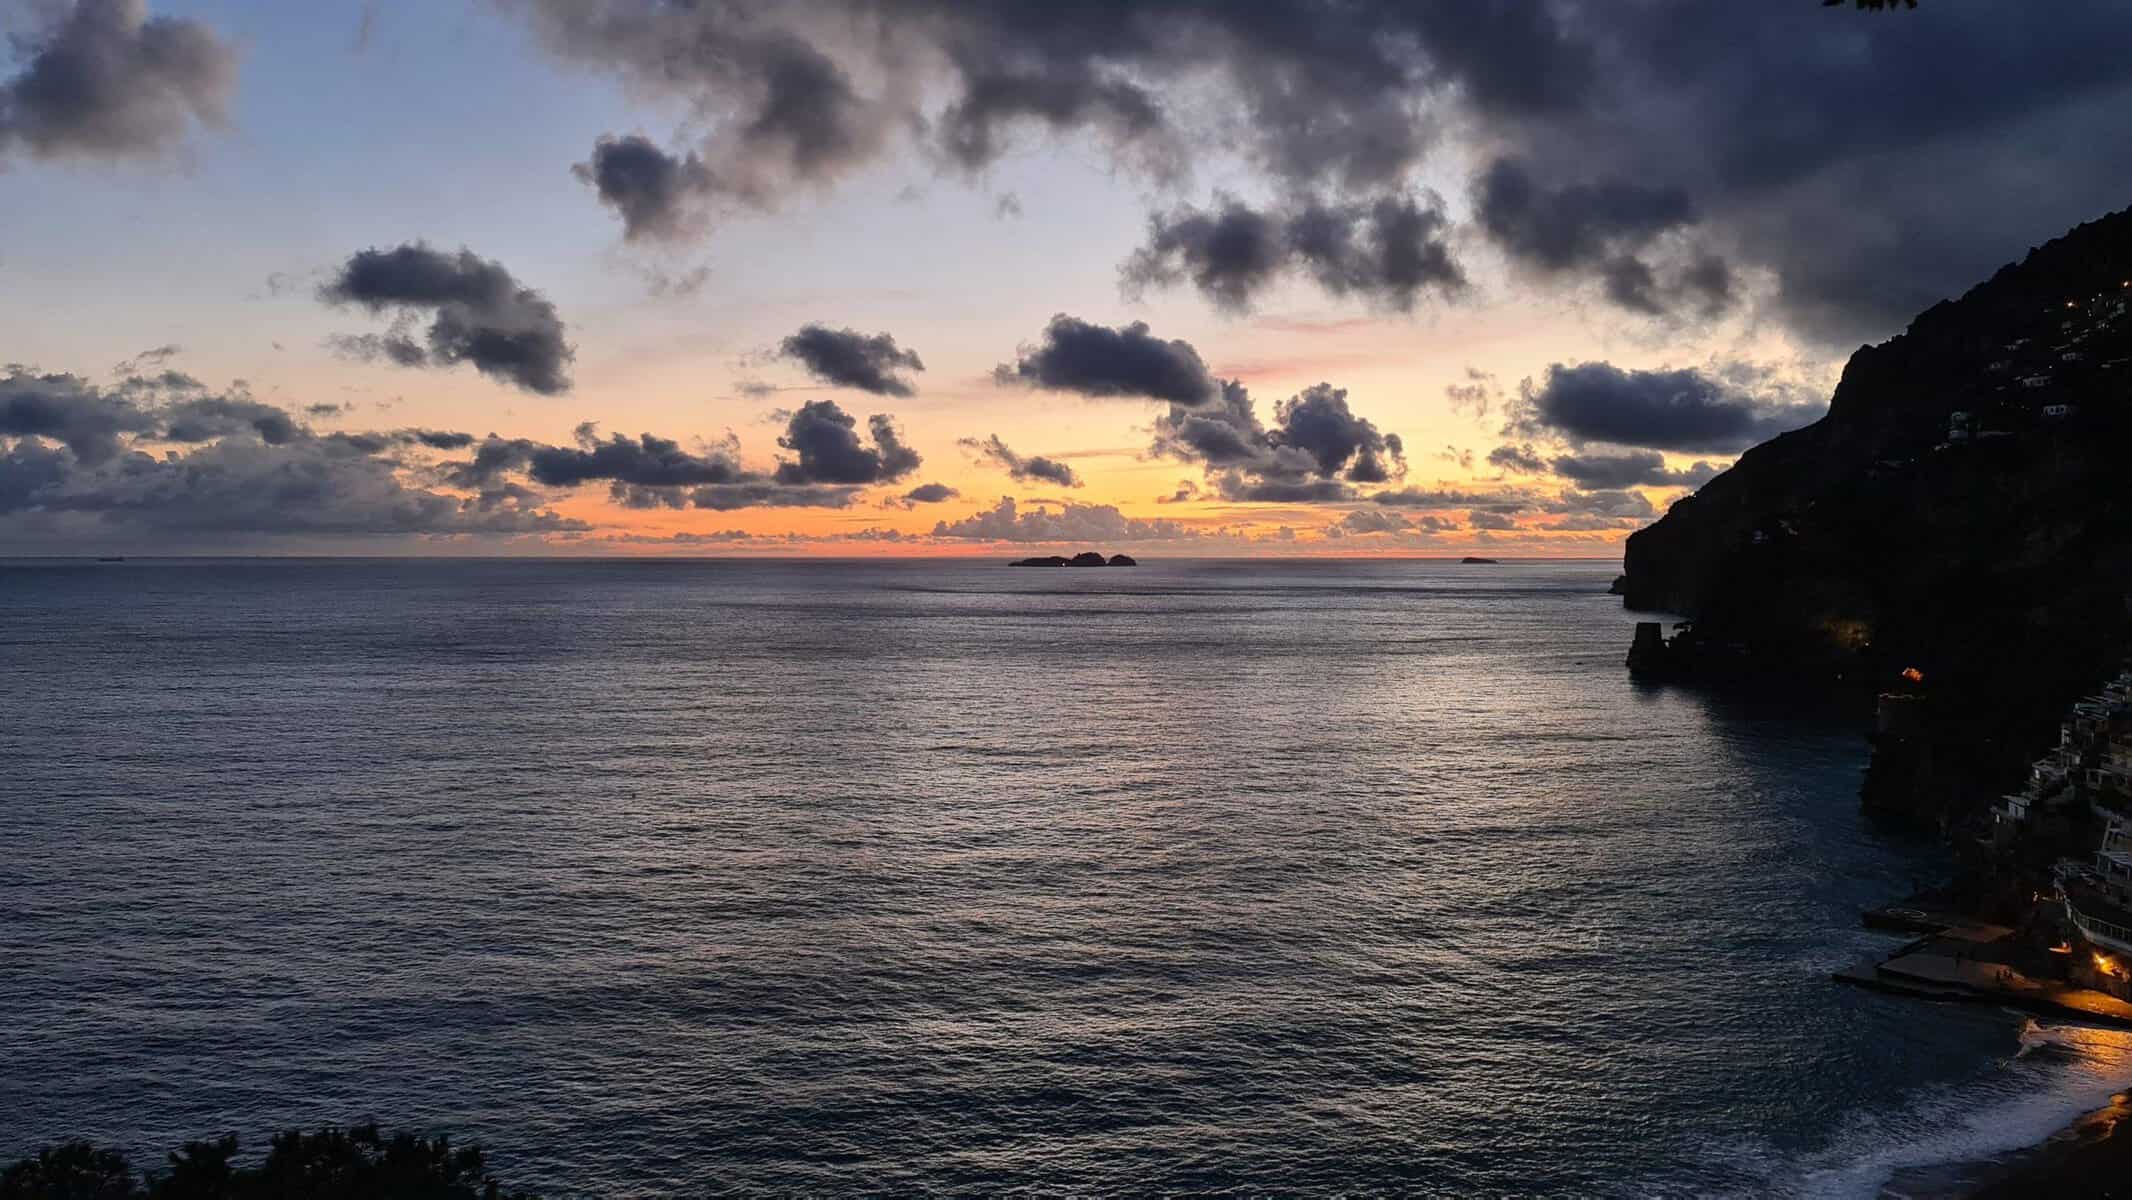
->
[1010,552,1138,567]
[1461,556,1499,565]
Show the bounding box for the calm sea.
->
[2,558,2125,1196]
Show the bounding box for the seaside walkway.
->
[1835,932,2132,1027]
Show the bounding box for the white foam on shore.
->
[1694,1019,2132,1199]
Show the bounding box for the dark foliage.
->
[1,1126,532,1200]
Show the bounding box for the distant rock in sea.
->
[1009,551,1140,567]
[1461,556,1499,565]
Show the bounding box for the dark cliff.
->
[1621,204,2132,823]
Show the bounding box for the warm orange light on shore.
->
[1901,667,1924,683]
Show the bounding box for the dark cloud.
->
[1276,384,1405,482]
[442,420,871,512]
[1148,380,1263,466]
[1373,486,1537,513]
[935,61,1179,181]
[1507,362,1825,453]
[1152,379,1405,503]
[0,371,578,540]
[319,243,574,395]
[903,482,959,504]
[0,0,238,163]
[774,399,922,485]
[1475,156,1693,273]
[931,495,1193,543]
[1212,475,1355,504]
[572,134,716,242]
[1487,444,1546,474]
[160,395,300,445]
[680,482,856,511]
[1545,488,1657,520]
[958,434,1080,488]
[0,369,154,464]
[449,424,748,490]
[1547,450,1718,490]
[521,7,897,231]
[995,315,1217,406]
[778,325,925,396]
[0,437,579,537]
[1123,191,1462,312]
[507,2,2132,345]
[1473,156,1726,318]
[1327,507,1458,538]
[407,429,474,450]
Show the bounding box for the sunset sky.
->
[6,0,2130,555]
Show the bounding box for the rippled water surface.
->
[0,558,2112,1195]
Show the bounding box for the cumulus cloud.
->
[902,482,959,504]
[1372,486,1538,513]
[0,369,578,540]
[0,0,238,163]
[777,324,925,396]
[572,134,716,242]
[958,434,1079,488]
[1151,379,1405,503]
[0,369,156,464]
[419,403,920,514]
[1546,488,1657,520]
[931,495,1193,543]
[1326,508,1465,539]
[1123,191,1463,312]
[443,419,871,513]
[1547,450,1719,490]
[773,399,921,484]
[451,425,751,490]
[319,243,574,395]
[1505,362,1825,453]
[1337,508,1413,535]
[994,315,1217,406]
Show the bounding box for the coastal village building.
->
[2018,666,2132,977]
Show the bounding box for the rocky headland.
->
[1621,203,2132,830]
[1621,205,2132,1191]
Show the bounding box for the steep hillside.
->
[1621,205,2132,822]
